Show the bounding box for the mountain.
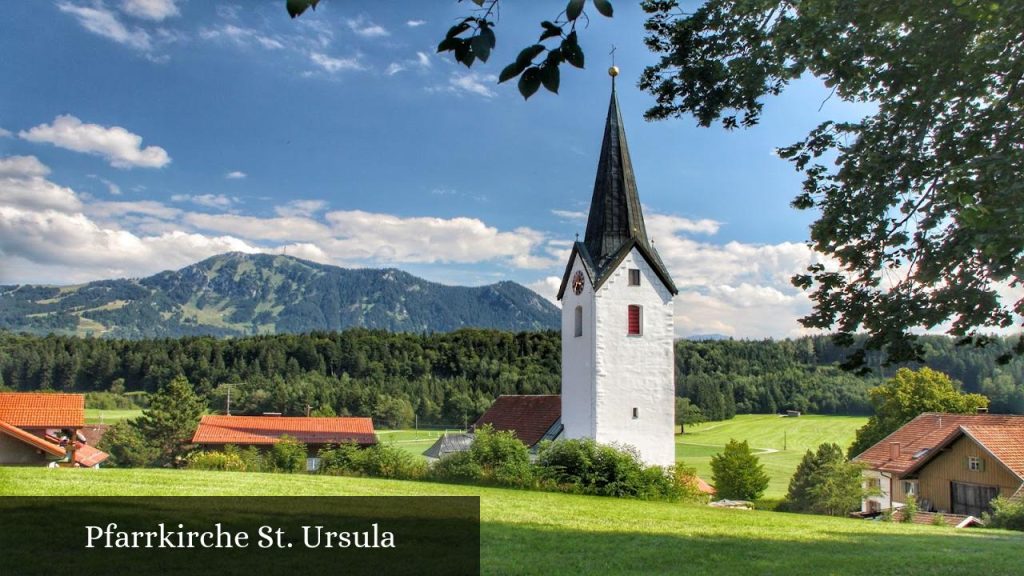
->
[0,253,559,338]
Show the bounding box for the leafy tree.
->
[848,367,989,457]
[97,419,158,468]
[783,443,865,516]
[134,375,205,467]
[675,396,704,433]
[710,439,769,500]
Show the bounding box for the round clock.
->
[572,271,585,295]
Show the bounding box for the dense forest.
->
[1,330,1022,426]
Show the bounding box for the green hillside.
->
[676,414,868,498]
[1,468,1020,575]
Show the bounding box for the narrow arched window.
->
[627,305,642,336]
[574,305,583,337]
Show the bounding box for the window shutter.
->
[627,305,641,335]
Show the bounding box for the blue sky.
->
[0,0,873,338]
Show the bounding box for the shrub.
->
[356,443,427,480]
[470,425,530,479]
[710,439,770,500]
[269,435,307,473]
[985,497,1024,531]
[931,513,947,527]
[431,451,483,483]
[188,450,246,471]
[236,445,267,472]
[317,443,362,475]
[901,495,918,523]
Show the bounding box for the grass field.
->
[84,408,143,424]
[0,467,1020,575]
[375,428,465,457]
[676,414,869,498]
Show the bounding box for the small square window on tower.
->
[627,305,642,336]
[628,268,641,286]
[632,407,639,419]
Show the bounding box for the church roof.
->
[558,84,677,299]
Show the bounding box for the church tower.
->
[557,70,678,467]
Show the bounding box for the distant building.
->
[422,432,475,461]
[191,415,377,471]
[473,395,562,449]
[854,412,1024,518]
[0,392,109,467]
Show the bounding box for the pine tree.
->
[710,439,770,500]
[135,375,205,467]
[784,443,864,516]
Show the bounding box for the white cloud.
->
[347,17,389,38]
[20,115,170,169]
[437,72,497,98]
[406,20,426,28]
[385,63,405,76]
[0,156,51,178]
[310,52,364,73]
[225,170,247,179]
[0,127,12,138]
[646,213,720,236]
[57,2,152,51]
[170,194,235,209]
[120,0,180,21]
[184,212,331,242]
[387,51,432,76]
[525,276,562,304]
[200,25,283,50]
[101,178,122,196]
[274,199,327,218]
[86,200,182,220]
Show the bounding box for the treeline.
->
[676,336,1024,419]
[1,330,1022,425]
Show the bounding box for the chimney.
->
[889,442,901,459]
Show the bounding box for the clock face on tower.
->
[572,271,585,295]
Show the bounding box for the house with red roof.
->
[191,415,377,471]
[472,395,563,448]
[0,392,109,468]
[853,412,1024,519]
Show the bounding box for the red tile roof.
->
[854,413,1024,476]
[191,415,377,446]
[961,425,1024,480]
[0,392,85,428]
[42,432,110,467]
[474,395,561,447]
[0,419,65,457]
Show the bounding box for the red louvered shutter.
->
[628,305,641,335]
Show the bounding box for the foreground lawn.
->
[1,467,1020,575]
[676,414,868,497]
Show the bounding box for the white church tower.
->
[557,71,678,467]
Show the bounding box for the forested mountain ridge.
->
[1,331,1021,427]
[0,253,559,338]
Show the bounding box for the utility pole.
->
[225,383,234,416]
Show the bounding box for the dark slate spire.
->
[583,82,650,267]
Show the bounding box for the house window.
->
[968,456,983,472]
[903,481,917,496]
[632,407,639,419]
[628,268,641,286]
[574,305,583,338]
[627,305,642,335]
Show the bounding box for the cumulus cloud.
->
[406,20,426,28]
[57,2,152,51]
[225,170,247,179]
[0,156,51,178]
[551,209,586,222]
[347,17,389,38]
[525,276,562,304]
[170,194,236,209]
[120,0,180,21]
[310,52,364,73]
[199,24,283,50]
[19,115,170,169]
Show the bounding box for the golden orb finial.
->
[608,65,620,78]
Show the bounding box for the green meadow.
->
[84,408,144,424]
[676,414,869,498]
[1,467,1021,575]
